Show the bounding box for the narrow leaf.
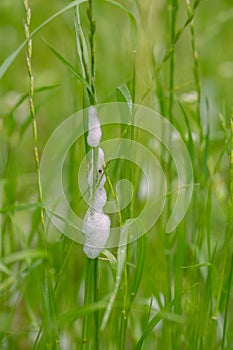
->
[117,84,133,114]
[0,0,87,79]
[43,39,92,92]
[2,249,47,265]
[75,6,90,80]
[135,300,176,350]
[104,0,137,47]
[101,219,134,330]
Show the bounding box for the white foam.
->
[83,209,111,259]
[83,128,110,258]
[87,106,102,147]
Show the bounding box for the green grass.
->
[0,0,233,349]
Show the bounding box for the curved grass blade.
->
[129,233,147,305]
[43,38,92,93]
[135,299,177,350]
[178,102,194,163]
[105,1,137,103]
[221,256,233,349]
[0,0,87,80]
[59,299,108,327]
[117,84,133,115]
[9,85,60,115]
[41,270,59,349]
[0,201,41,214]
[101,249,118,271]
[75,6,90,81]
[0,262,11,276]
[0,275,15,293]
[181,262,212,269]
[104,0,137,46]
[100,219,133,330]
[2,249,47,265]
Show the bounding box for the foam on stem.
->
[87,106,102,147]
[82,118,110,258]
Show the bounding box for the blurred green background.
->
[0,0,233,349]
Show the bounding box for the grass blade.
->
[117,84,133,114]
[2,249,47,265]
[75,5,90,82]
[43,38,92,92]
[0,0,88,79]
[100,219,132,330]
[129,234,147,305]
[41,270,59,349]
[59,299,108,327]
[104,0,137,46]
[135,300,177,350]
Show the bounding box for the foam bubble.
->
[87,106,102,147]
[83,144,110,258]
[83,209,111,259]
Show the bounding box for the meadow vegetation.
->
[0,0,233,349]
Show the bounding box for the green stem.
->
[221,113,233,349]
[221,254,233,350]
[167,0,178,218]
[82,4,99,348]
[119,311,128,350]
[24,0,45,244]
[24,2,59,348]
[82,258,99,350]
[168,0,178,125]
[91,147,99,205]
[230,113,233,204]
[213,113,233,346]
[93,258,99,350]
[185,0,202,142]
[166,0,178,308]
[87,0,96,104]
[82,258,92,349]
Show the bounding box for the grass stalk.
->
[93,258,99,349]
[24,1,59,348]
[185,0,202,142]
[221,113,233,349]
[81,258,99,349]
[81,257,92,349]
[221,254,233,350]
[164,1,179,319]
[81,2,99,349]
[23,0,45,242]
[168,0,178,126]
[87,0,96,104]
[166,0,178,224]
[1,1,232,348]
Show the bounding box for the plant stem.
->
[82,258,99,350]
[24,0,45,243]
[87,0,96,104]
[82,258,92,349]
[221,113,233,349]
[167,0,178,217]
[81,3,99,349]
[24,2,59,348]
[91,147,99,204]
[230,112,233,206]
[166,0,178,308]
[221,254,233,350]
[168,0,178,125]
[93,258,99,349]
[185,0,202,142]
